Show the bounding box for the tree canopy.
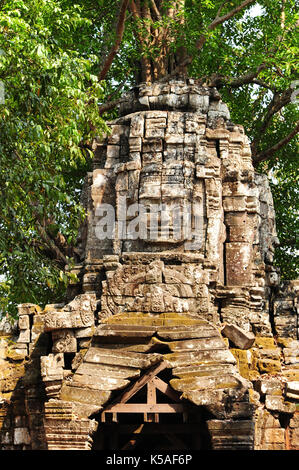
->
[0,0,298,317]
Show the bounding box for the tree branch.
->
[209,63,267,88]
[216,1,230,18]
[252,78,276,92]
[161,0,257,79]
[253,122,299,164]
[98,0,130,82]
[195,0,257,52]
[149,0,161,20]
[98,96,126,115]
[251,86,294,156]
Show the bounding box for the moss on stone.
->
[276,337,295,348]
[104,311,207,327]
[282,370,299,381]
[257,359,281,374]
[230,348,257,379]
[255,336,276,349]
[6,349,26,362]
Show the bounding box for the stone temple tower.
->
[0,79,298,450]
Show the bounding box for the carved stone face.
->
[88,79,279,300]
[112,110,207,253]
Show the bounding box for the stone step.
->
[104,312,208,327]
[170,374,243,392]
[95,324,156,339]
[75,362,141,379]
[162,336,226,352]
[70,374,130,391]
[156,325,219,340]
[172,363,236,378]
[84,347,163,368]
[164,349,237,367]
[60,383,111,406]
[91,339,161,353]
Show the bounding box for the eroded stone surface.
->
[0,78,298,451]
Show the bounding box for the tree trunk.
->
[129,0,187,83]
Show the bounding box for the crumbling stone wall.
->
[0,79,298,450]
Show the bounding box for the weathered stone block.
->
[285,381,299,400]
[257,358,281,374]
[106,145,119,159]
[41,353,64,381]
[60,383,111,407]
[222,323,255,349]
[71,373,130,391]
[74,326,95,339]
[18,315,30,330]
[85,344,163,367]
[225,242,252,286]
[17,304,41,316]
[165,336,226,352]
[130,115,144,137]
[264,428,285,444]
[52,329,77,353]
[14,427,31,445]
[258,378,283,396]
[171,374,244,392]
[165,349,237,367]
[17,329,30,343]
[44,309,94,332]
[265,395,296,413]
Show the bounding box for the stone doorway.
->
[91,362,211,450]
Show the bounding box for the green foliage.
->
[187,1,299,279]
[0,0,108,317]
[267,120,299,280]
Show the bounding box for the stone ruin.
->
[0,78,298,450]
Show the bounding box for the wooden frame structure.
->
[96,361,202,450]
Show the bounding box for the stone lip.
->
[118,77,231,119]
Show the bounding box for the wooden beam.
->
[102,361,168,411]
[152,376,182,403]
[147,380,156,405]
[146,380,159,423]
[102,403,194,414]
